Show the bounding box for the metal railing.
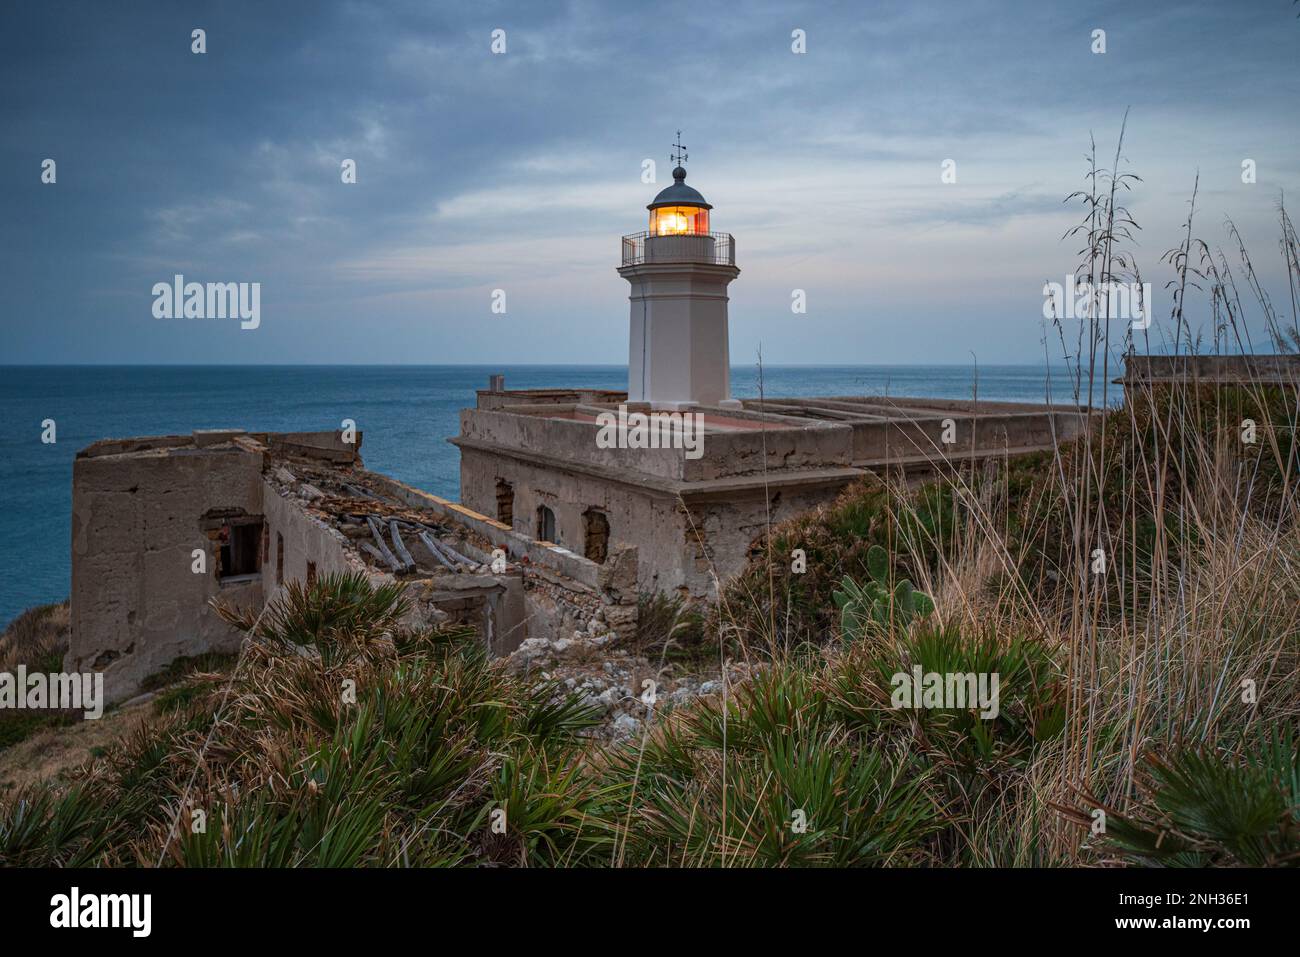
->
[620,231,735,267]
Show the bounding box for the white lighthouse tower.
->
[618,136,740,408]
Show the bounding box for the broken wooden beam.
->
[365,516,406,572]
[417,530,459,570]
[388,519,417,572]
[425,531,476,568]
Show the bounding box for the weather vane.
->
[670,130,688,168]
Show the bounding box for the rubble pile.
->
[503,621,754,741]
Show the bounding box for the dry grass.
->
[0,601,69,675]
[0,701,150,796]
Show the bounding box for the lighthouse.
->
[618,136,740,408]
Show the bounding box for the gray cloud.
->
[2,0,1298,364]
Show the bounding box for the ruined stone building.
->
[69,429,637,705]
[68,161,1082,704]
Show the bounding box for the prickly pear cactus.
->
[833,545,934,637]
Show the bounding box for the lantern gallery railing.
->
[620,231,735,267]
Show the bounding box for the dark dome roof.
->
[647,166,712,210]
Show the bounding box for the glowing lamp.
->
[650,204,709,236]
[647,165,712,236]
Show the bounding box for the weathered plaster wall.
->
[460,446,685,587]
[680,422,851,481]
[519,543,638,646]
[261,480,365,596]
[676,483,846,593]
[458,395,1087,600]
[69,441,265,704]
[459,444,837,597]
[1123,354,1300,385]
[459,406,688,480]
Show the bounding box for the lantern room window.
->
[649,204,709,236]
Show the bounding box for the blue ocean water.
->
[0,364,1073,624]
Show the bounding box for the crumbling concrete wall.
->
[680,421,851,482]
[458,405,689,480]
[68,437,265,705]
[400,574,529,655]
[674,484,851,596]
[455,392,1089,600]
[261,480,364,597]
[486,577,528,655]
[519,543,637,646]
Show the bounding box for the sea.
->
[0,364,1079,625]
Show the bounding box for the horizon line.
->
[0,360,1082,369]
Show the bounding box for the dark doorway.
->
[219,520,262,580]
[536,504,557,544]
[583,509,609,564]
[496,479,514,527]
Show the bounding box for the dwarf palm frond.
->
[1102,728,1300,867]
[217,570,410,665]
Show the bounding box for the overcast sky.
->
[2,0,1297,365]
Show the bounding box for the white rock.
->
[517,637,548,654]
[597,687,621,709]
[612,712,641,737]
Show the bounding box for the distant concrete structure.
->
[1121,354,1300,390]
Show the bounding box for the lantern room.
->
[648,166,712,236]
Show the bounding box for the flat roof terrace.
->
[453,389,1089,496]
[546,408,791,432]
